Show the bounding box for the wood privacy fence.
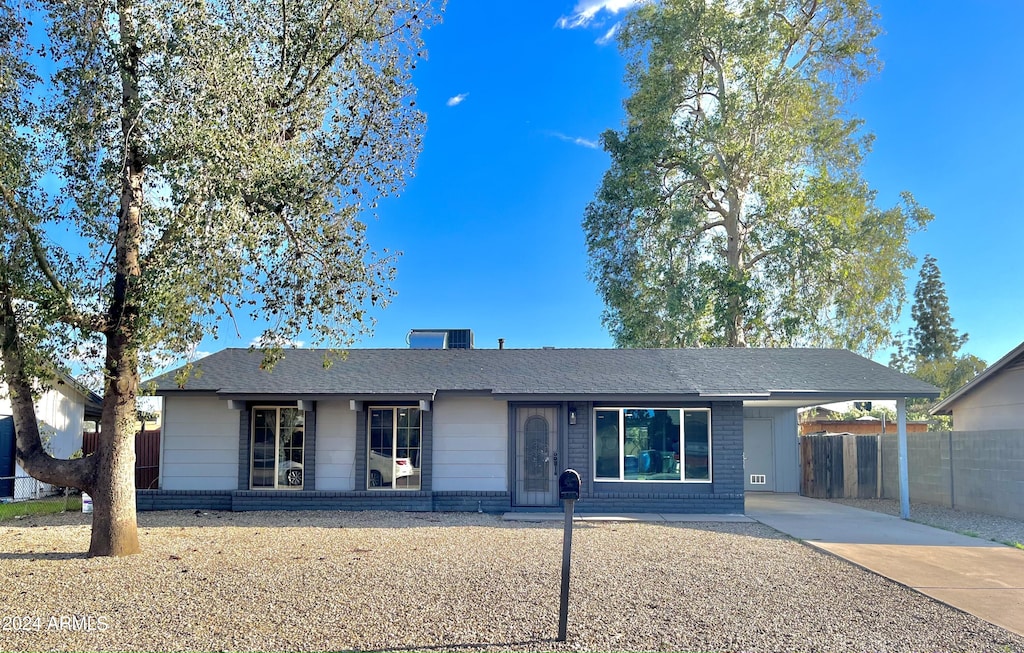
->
[800,434,880,499]
[801,430,1024,520]
[82,429,160,490]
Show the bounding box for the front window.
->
[368,407,421,490]
[594,408,711,482]
[251,407,304,489]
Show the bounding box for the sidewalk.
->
[746,493,1024,637]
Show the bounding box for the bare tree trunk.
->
[74,0,147,556]
[84,0,145,557]
[88,329,141,556]
[724,197,747,348]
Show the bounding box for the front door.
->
[513,405,559,507]
[743,418,775,491]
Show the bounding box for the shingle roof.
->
[149,347,939,401]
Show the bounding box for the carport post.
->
[897,397,910,520]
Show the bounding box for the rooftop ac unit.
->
[408,329,474,349]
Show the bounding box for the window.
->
[594,408,711,482]
[251,407,305,490]
[368,407,421,490]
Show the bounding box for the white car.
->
[278,461,303,487]
[368,450,414,487]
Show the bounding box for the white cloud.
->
[556,0,646,29]
[446,93,468,107]
[595,22,620,45]
[549,131,600,149]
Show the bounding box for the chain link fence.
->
[0,476,82,521]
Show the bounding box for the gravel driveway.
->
[2,510,1023,652]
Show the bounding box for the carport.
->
[740,385,938,519]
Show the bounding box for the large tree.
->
[890,254,985,423]
[909,254,967,361]
[584,0,932,351]
[0,0,434,556]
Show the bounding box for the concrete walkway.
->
[746,493,1024,637]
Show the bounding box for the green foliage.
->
[584,0,930,352]
[2,0,435,377]
[909,255,967,361]
[1,0,437,553]
[889,255,986,427]
[837,406,896,422]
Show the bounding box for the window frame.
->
[249,405,305,491]
[592,407,712,483]
[366,405,422,491]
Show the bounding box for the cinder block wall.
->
[951,430,1024,519]
[907,432,953,506]
[880,430,1024,520]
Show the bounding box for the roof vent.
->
[408,329,474,350]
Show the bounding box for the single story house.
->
[146,339,937,514]
[931,339,1024,430]
[1,374,103,500]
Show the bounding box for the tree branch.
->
[700,218,727,233]
[701,47,731,179]
[0,288,96,491]
[0,180,109,333]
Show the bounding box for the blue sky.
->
[211,0,1024,366]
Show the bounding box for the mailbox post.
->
[557,469,581,642]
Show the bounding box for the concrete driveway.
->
[746,493,1024,637]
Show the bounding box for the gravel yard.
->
[828,498,1024,548]
[2,510,1023,653]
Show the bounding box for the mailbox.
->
[558,469,581,501]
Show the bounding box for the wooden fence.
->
[800,434,880,499]
[802,430,1024,520]
[82,429,160,490]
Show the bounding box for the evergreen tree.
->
[909,255,967,360]
[891,254,985,426]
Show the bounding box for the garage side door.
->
[743,418,774,492]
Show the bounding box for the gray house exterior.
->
[145,347,937,514]
[930,339,1024,430]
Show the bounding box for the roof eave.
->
[216,391,437,402]
[930,339,1024,415]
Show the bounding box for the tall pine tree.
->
[909,255,967,360]
[891,255,985,425]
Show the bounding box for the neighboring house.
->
[145,338,937,514]
[800,400,929,434]
[931,340,1024,430]
[800,417,928,436]
[0,374,103,500]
